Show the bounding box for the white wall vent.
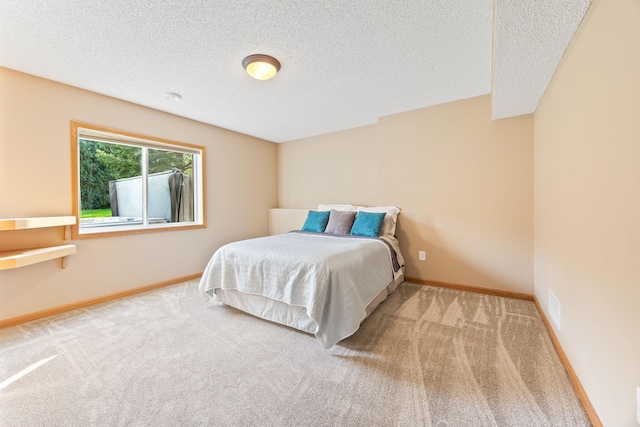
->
[548,290,561,330]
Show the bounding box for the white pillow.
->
[317,203,357,212]
[356,206,400,237]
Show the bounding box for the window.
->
[70,121,206,238]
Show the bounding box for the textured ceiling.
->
[0,1,589,143]
[492,0,592,119]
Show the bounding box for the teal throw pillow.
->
[301,210,330,232]
[350,212,386,237]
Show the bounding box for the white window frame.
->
[70,121,206,239]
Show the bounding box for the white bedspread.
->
[198,232,399,349]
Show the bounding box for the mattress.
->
[198,231,404,349]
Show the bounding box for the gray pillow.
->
[324,209,357,235]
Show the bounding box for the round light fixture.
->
[242,54,281,80]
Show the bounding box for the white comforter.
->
[198,232,401,348]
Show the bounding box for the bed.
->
[198,205,405,349]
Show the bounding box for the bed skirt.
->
[215,272,405,340]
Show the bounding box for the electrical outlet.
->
[548,290,561,330]
[418,251,426,261]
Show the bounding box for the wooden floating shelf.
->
[0,245,77,270]
[0,216,77,270]
[0,216,76,231]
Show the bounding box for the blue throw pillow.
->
[301,210,330,232]
[350,212,386,237]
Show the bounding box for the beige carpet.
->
[0,281,590,426]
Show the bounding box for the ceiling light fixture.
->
[242,54,281,80]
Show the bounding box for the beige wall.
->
[279,95,534,294]
[0,67,278,322]
[534,0,640,425]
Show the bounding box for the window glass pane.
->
[72,121,205,238]
[147,148,195,223]
[79,139,143,230]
